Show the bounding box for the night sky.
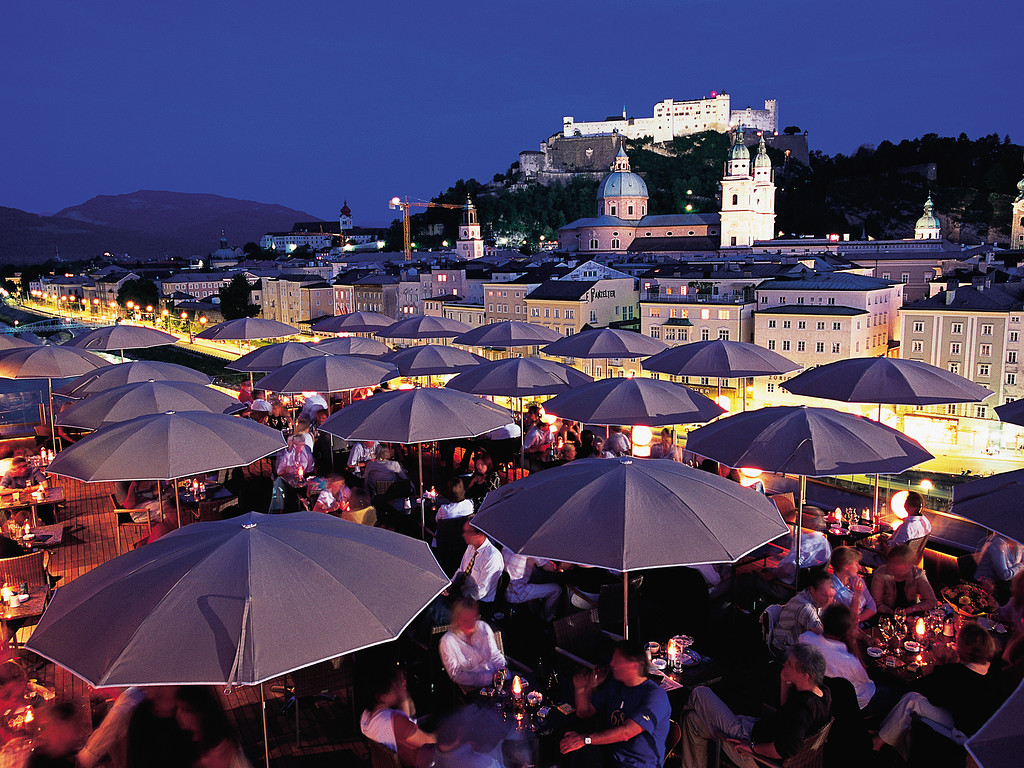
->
[3,0,1020,227]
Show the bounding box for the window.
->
[798,321,806,329]
[1007,373,1017,385]
[718,329,729,340]
[767,340,776,350]
[515,306,520,314]
[949,362,960,374]
[611,239,620,249]
[981,324,993,336]
[731,194,738,206]
[913,321,924,333]
[609,206,616,216]
[766,383,775,393]
[782,321,791,329]
[701,328,710,341]
[794,341,804,352]
[488,304,494,313]
[553,309,560,318]
[947,404,957,415]
[980,344,992,357]
[901,273,910,283]
[882,273,891,280]
[761,296,768,304]
[779,296,786,304]
[975,405,988,419]
[1011,331,1019,342]
[952,323,963,334]
[589,239,599,250]
[833,322,841,330]
[1009,351,1018,364]
[816,342,825,353]
[768,320,776,329]
[627,206,634,216]
[832,342,841,354]
[912,340,923,353]
[590,310,597,323]
[817,321,826,330]
[781,340,791,351]
[531,308,539,317]
[566,310,574,319]
[650,325,661,339]
[950,342,961,355]
[544,308,550,318]
[718,310,730,320]
[978,364,990,377]
[827,297,836,305]
[730,236,737,246]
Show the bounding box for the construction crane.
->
[389,196,463,261]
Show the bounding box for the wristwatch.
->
[584,737,592,746]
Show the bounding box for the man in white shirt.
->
[440,599,507,692]
[457,519,504,604]
[346,440,378,474]
[522,422,553,472]
[888,491,931,549]
[798,604,875,709]
[605,426,632,457]
[502,551,561,621]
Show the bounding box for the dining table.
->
[1,586,46,652]
[0,488,64,527]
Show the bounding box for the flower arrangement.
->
[941,582,998,617]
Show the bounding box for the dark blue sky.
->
[3,0,1020,228]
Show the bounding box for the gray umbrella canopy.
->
[0,335,38,351]
[781,356,993,406]
[686,405,933,477]
[311,311,395,334]
[55,361,212,398]
[379,344,487,377]
[25,511,449,686]
[447,357,594,397]
[320,387,513,444]
[994,399,1024,427]
[312,336,390,356]
[474,457,788,571]
[195,317,298,341]
[949,468,1024,543]
[0,346,107,380]
[376,315,472,340]
[542,377,724,426]
[255,356,398,394]
[225,341,328,373]
[61,324,179,352]
[541,328,668,359]
[45,410,286,482]
[453,320,563,348]
[55,381,246,431]
[643,339,801,378]
[967,679,1024,768]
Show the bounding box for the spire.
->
[613,143,631,171]
[1016,152,1024,202]
[729,127,749,161]
[220,229,227,249]
[754,134,771,168]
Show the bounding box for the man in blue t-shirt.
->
[560,640,671,768]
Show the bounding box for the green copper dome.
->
[753,135,771,168]
[729,128,749,161]
[915,195,940,231]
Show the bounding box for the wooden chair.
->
[716,720,832,768]
[552,608,616,670]
[109,494,151,554]
[665,719,682,765]
[367,739,402,768]
[281,657,356,747]
[0,551,49,590]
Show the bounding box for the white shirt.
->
[605,431,632,456]
[502,552,550,602]
[777,531,832,585]
[315,486,350,511]
[276,445,314,476]
[347,442,377,468]
[798,631,876,709]
[458,538,504,602]
[436,499,474,522]
[360,708,400,752]
[890,515,932,547]
[650,442,681,461]
[439,621,506,689]
[523,425,552,451]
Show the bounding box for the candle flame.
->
[915,618,926,637]
[512,675,522,695]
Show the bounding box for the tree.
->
[218,275,260,320]
[783,126,802,135]
[116,278,159,309]
[242,242,261,255]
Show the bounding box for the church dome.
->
[753,136,771,168]
[340,200,352,216]
[729,128,750,161]
[915,195,940,231]
[598,170,648,199]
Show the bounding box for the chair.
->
[0,551,49,590]
[367,739,402,768]
[665,719,682,765]
[552,608,616,670]
[280,657,356,748]
[109,493,151,554]
[759,604,783,650]
[906,534,930,567]
[716,719,832,768]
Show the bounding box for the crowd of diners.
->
[2,380,1022,768]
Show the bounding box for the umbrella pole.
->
[794,475,805,596]
[872,403,882,517]
[47,378,58,454]
[419,444,425,535]
[261,682,271,768]
[175,480,182,529]
[623,571,629,640]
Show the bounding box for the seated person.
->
[559,443,578,462]
[122,481,172,524]
[560,639,671,768]
[28,699,87,767]
[649,428,682,461]
[439,598,506,692]
[312,474,350,514]
[870,543,937,617]
[266,399,291,432]
[343,489,377,526]
[360,666,435,767]
[556,419,582,452]
[436,478,474,523]
[886,490,931,550]
[237,380,254,406]
[77,687,146,768]
[464,453,502,510]
[248,399,271,425]
[830,547,876,624]
[798,604,875,710]
[456,518,504,604]
[681,643,831,768]
[1,457,46,493]
[743,514,832,605]
[522,413,553,471]
[275,436,314,485]
[346,440,377,476]
[501,551,560,621]
[876,623,1008,759]
[771,570,836,658]
[976,533,1024,605]
[364,444,408,495]
[605,426,631,457]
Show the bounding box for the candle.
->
[511,675,522,700]
[915,618,926,641]
[1,586,11,606]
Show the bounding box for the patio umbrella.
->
[967,679,1023,768]
[0,345,108,450]
[320,387,513,527]
[994,399,1024,427]
[61,324,179,360]
[447,358,594,398]
[55,361,212,398]
[380,344,487,378]
[948,468,1024,544]
[542,377,724,427]
[255,356,399,394]
[225,341,328,373]
[311,311,394,334]
[781,356,993,406]
[643,339,800,411]
[781,356,992,514]
[25,511,449,766]
[376,315,472,340]
[194,317,298,341]
[0,335,37,351]
[55,381,246,431]
[452,320,563,348]
[541,328,668,359]
[45,410,286,527]
[312,336,390,356]
[686,405,933,578]
[474,456,788,636]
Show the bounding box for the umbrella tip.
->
[242,522,257,529]
[618,458,633,465]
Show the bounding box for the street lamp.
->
[181,311,192,342]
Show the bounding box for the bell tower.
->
[1012,155,1024,248]
[457,196,484,260]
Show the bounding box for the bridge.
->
[0,317,104,335]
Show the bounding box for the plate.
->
[850,524,874,533]
[866,646,884,658]
[651,658,667,670]
[903,641,922,653]
[828,527,849,536]
[20,534,34,541]
[680,651,700,666]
